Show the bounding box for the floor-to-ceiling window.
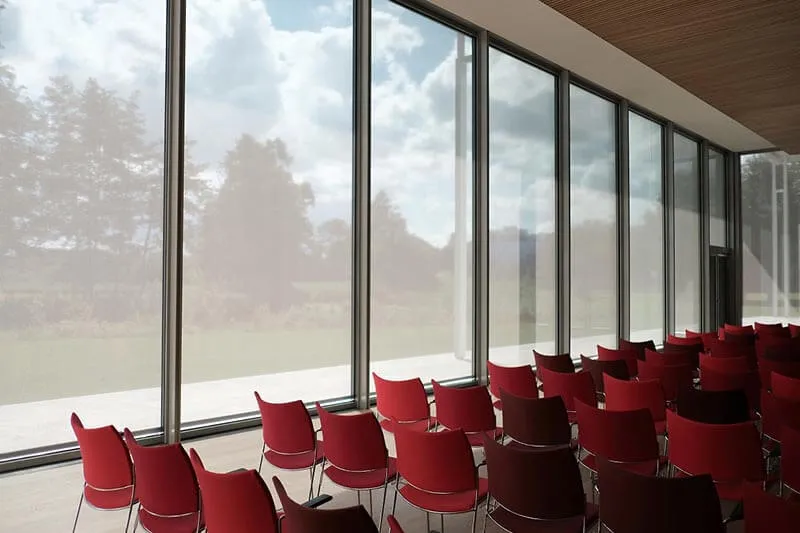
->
[0,0,166,453]
[488,49,556,364]
[369,0,474,382]
[629,113,664,342]
[741,152,800,324]
[181,0,354,421]
[570,86,618,354]
[673,133,701,332]
[709,148,727,246]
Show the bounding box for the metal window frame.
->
[618,100,631,342]
[664,123,676,336]
[556,70,571,354]
[700,140,712,331]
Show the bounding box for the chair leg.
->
[316,458,326,496]
[369,489,374,517]
[308,465,315,500]
[357,490,362,506]
[131,505,141,533]
[258,443,265,474]
[441,513,445,532]
[71,490,85,533]
[471,507,478,533]
[426,513,431,533]
[482,497,490,533]
[124,497,135,533]
[391,481,399,516]
[378,483,388,533]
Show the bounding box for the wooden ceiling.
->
[540,0,800,154]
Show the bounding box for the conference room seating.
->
[538,367,597,424]
[533,349,576,374]
[580,355,629,397]
[500,391,574,450]
[772,372,800,402]
[781,422,800,498]
[742,481,800,533]
[597,344,639,376]
[637,357,694,404]
[372,373,436,432]
[486,360,539,410]
[618,338,656,361]
[676,387,751,424]
[431,380,502,447]
[603,374,667,436]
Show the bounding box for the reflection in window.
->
[570,86,618,353]
[741,153,800,324]
[488,48,556,363]
[709,149,727,246]
[629,114,664,342]
[0,0,165,452]
[182,0,354,421]
[673,133,701,332]
[370,0,473,382]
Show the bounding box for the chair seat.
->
[488,502,598,533]
[324,457,397,490]
[506,439,575,451]
[380,417,436,433]
[398,477,488,513]
[466,428,503,447]
[265,441,324,470]
[580,454,661,476]
[139,508,204,533]
[84,484,137,510]
[672,470,754,501]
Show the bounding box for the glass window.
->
[182,0,354,421]
[741,152,800,324]
[570,86,618,353]
[370,0,473,382]
[709,148,727,246]
[488,48,556,364]
[0,0,165,453]
[629,113,664,342]
[673,133,701,332]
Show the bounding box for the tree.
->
[315,218,351,281]
[199,135,314,312]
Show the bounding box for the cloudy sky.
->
[0,0,662,247]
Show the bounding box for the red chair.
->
[724,323,755,337]
[386,516,406,533]
[700,353,750,373]
[676,388,751,425]
[580,355,629,396]
[707,338,757,367]
[533,350,576,374]
[499,391,573,450]
[685,330,720,351]
[636,358,694,404]
[272,476,389,533]
[663,339,702,368]
[574,400,661,477]
[755,322,792,339]
[782,423,800,497]
[597,344,639,376]
[431,380,502,447]
[757,335,800,359]
[486,361,538,410]
[189,449,279,533]
[771,372,800,403]
[666,410,763,501]
[70,413,137,533]
[482,435,598,532]
[254,393,324,499]
[699,366,760,411]
[372,373,435,432]
[759,391,800,446]
[742,481,800,533]
[790,324,800,338]
[603,374,666,435]
[314,403,396,525]
[757,356,800,390]
[597,458,725,533]
[667,334,704,347]
[123,430,202,533]
[618,338,656,361]
[538,367,596,424]
[391,426,487,533]
[646,347,693,367]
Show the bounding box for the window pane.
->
[0,0,165,452]
[709,149,727,246]
[182,0,353,420]
[673,133,701,332]
[370,0,473,382]
[488,49,556,364]
[741,152,800,324]
[629,114,664,342]
[570,86,617,353]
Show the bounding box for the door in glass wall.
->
[182,0,354,421]
[488,48,556,364]
[741,153,800,325]
[370,0,474,382]
[629,114,664,343]
[709,148,727,246]
[673,134,701,333]
[570,86,618,354]
[0,0,166,453]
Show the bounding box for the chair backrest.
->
[723,323,755,336]
[618,338,656,361]
[254,393,315,454]
[790,324,800,338]
[666,334,704,347]
[372,373,431,426]
[533,350,575,374]
[431,380,496,434]
[387,516,405,533]
[742,481,800,533]
[707,338,757,368]
[500,391,571,448]
[538,367,596,412]
[772,371,800,402]
[759,391,800,442]
[315,403,387,472]
[597,345,639,376]
[757,336,800,360]
[755,322,791,339]
[597,458,724,533]
[574,400,659,464]
[758,357,800,390]
[646,347,692,367]
[666,410,763,486]
[393,425,476,495]
[663,338,702,368]
[603,374,666,424]
[782,422,800,494]
[699,353,750,373]
[482,435,586,521]
[676,387,750,424]
[272,476,378,533]
[685,330,719,352]
[70,413,134,491]
[580,355,629,393]
[124,429,199,518]
[189,449,278,533]
[486,361,538,400]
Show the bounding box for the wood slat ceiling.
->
[540,0,800,154]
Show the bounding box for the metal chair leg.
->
[391,482,399,515]
[308,466,315,500]
[378,483,388,533]
[426,513,431,533]
[369,489,373,517]
[72,490,85,533]
[258,443,265,474]
[124,497,135,533]
[358,490,362,506]
[441,513,445,532]
[131,505,141,533]
[317,458,326,496]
